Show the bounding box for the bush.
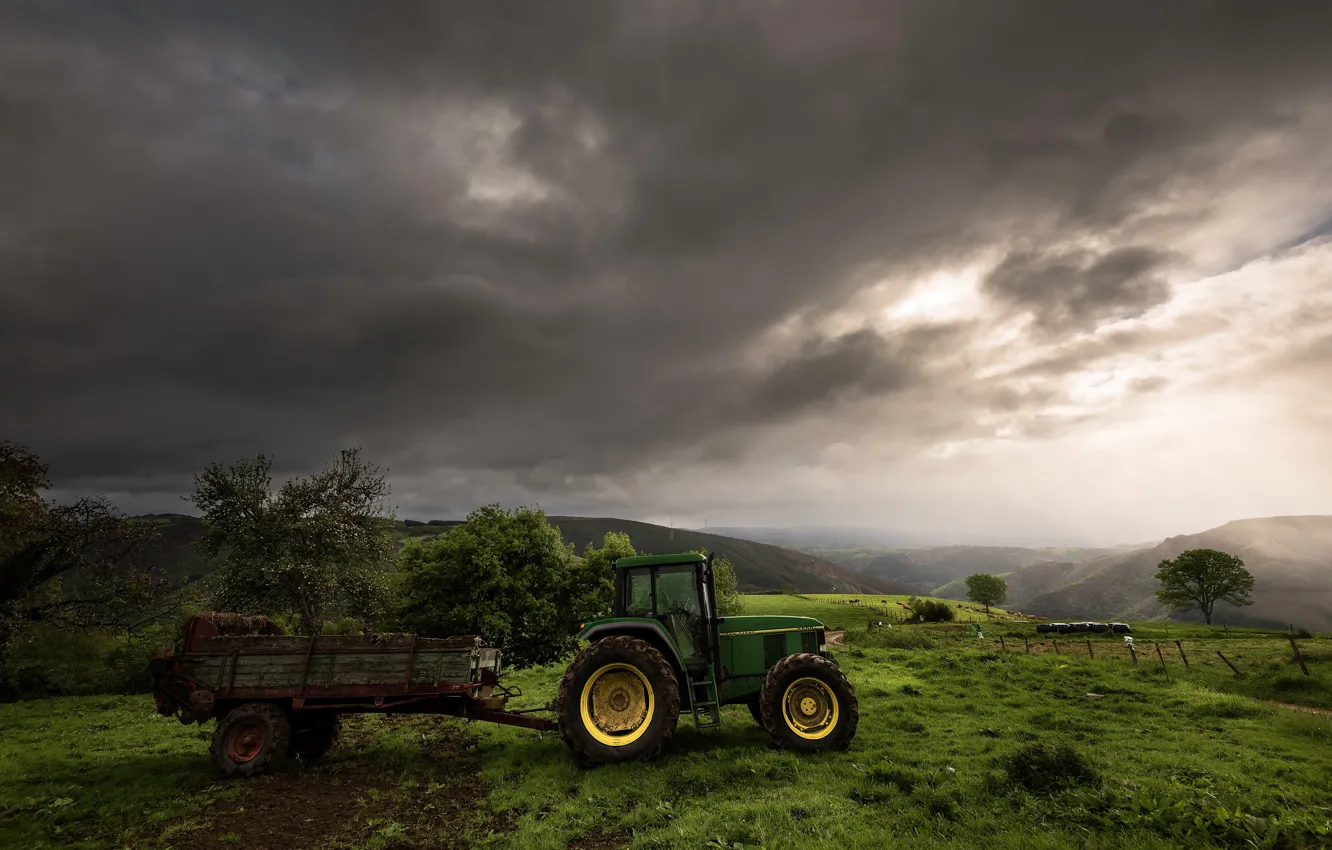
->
[906,596,956,623]
[999,741,1098,793]
[394,505,616,668]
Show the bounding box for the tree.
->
[681,548,743,616]
[964,573,1008,614]
[395,504,611,667]
[1,441,167,657]
[1154,548,1255,625]
[188,448,396,635]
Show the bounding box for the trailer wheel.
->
[210,702,291,778]
[555,635,680,766]
[289,713,341,763]
[759,653,858,753]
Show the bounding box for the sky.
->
[4,1,1332,547]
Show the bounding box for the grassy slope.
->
[741,593,1011,627]
[4,594,1330,849]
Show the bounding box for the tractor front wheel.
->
[555,635,681,766]
[759,653,858,753]
[210,702,292,778]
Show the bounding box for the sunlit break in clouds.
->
[4,1,1332,545]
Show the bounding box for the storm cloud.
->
[5,1,1332,542]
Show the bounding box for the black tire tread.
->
[759,653,858,752]
[209,701,292,778]
[747,697,764,726]
[555,635,681,766]
[290,713,342,762]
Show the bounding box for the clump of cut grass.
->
[998,741,1098,793]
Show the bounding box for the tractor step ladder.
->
[688,674,721,729]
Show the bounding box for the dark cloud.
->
[984,246,1174,331]
[3,0,1332,519]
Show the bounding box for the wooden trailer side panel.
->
[178,635,501,694]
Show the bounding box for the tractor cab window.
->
[626,569,653,617]
[654,565,706,664]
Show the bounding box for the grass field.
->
[2,593,1330,849]
[741,593,1013,627]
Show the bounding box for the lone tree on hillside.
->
[189,448,397,635]
[964,573,1008,614]
[1153,548,1255,625]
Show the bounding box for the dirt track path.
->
[1273,701,1332,718]
[826,630,845,647]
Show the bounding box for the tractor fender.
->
[577,621,689,687]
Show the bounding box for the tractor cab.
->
[613,552,715,674]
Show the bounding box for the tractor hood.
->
[717,615,824,634]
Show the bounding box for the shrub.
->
[999,741,1098,793]
[906,596,956,623]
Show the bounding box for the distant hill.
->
[129,513,897,596]
[546,517,902,594]
[769,543,1139,596]
[1020,516,1332,631]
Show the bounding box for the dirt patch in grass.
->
[174,715,506,850]
[1274,701,1332,718]
[566,824,631,850]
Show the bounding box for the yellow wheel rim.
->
[781,676,839,740]
[579,663,655,747]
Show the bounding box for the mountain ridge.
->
[131,513,898,596]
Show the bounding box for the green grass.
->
[470,644,1331,848]
[0,696,233,848]
[740,592,1013,627]
[4,595,1330,848]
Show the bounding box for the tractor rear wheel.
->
[759,653,858,753]
[210,702,292,778]
[556,635,681,766]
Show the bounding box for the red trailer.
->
[148,612,555,777]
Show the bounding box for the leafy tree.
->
[188,448,396,635]
[575,530,636,620]
[681,548,743,616]
[1154,548,1255,625]
[395,505,611,667]
[964,573,1007,614]
[1,442,167,659]
[713,554,743,616]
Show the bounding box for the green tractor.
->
[555,552,858,765]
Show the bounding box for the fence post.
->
[1289,636,1311,677]
[1216,650,1242,677]
[1155,642,1170,681]
[1128,642,1137,664]
[1086,639,1094,660]
[999,635,1006,651]
[1023,636,1030,654]
[1175,640,1189,668]
[1053,638,1060,655]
